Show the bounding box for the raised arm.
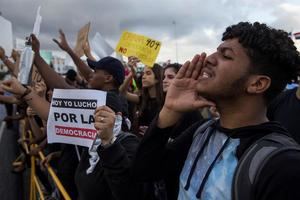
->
[119,56,141,103]
[127,56,139,78]
[30,34,73,89]
[119,72,140,103]
[1,77,51,120]
[53,29,93,81]
[83,41,96,61]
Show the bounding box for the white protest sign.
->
[18,47,34,84]
[0,16,13,56]
[90,32,114,59]
[15,38,26,50]
[32,6,42,37]
[47,89,107,148]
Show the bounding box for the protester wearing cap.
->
[7,33,136,199]
[30,32,130,124]
[87,56,125,89]
[31,32,130,120]
[30,31,125,92]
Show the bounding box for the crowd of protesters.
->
[0,21,300,200]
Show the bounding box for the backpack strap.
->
[192,119,216,139]
[233,133,300,200]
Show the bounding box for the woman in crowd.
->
[120,58,164,137]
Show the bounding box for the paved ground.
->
[0,123,26,200]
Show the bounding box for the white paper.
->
[0,16,13,56]
[47,89,107,148]
[18,46,34,84]
[90,32,114,59]
[32,6,42,37]
[15,38,26,50]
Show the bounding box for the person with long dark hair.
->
[120,60,164,137]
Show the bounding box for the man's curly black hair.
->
[222,22,300,103]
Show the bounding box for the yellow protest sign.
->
[115,31,161,67]
[74,22,91,57]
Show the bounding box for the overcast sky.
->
[1,0,300,63]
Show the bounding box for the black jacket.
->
[267,87,300,143]
[133,117,300,200]
[75,132,140,200]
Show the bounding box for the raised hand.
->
[128,56,140,76]
[158,53,216,128]
[83,41,97,61]
[128,56,140,68]
[53,29,71,52]
[83,41,91,56]
[30,34,40,54]
[164,53,215,112]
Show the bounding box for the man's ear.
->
[246,75,271,94]
[104,75,114,83]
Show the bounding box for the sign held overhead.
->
[115,31,161,67]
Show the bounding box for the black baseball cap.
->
[87,56,125,86]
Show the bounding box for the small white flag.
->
[32,6,42,37]
[90,32,114,59]
[15,38,26,50]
